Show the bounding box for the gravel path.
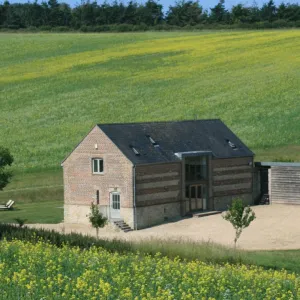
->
[28,205,300,250]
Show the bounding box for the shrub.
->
[39,25,52,31]
[223,198,256,247]
[88,203,107,238]
[52,26,71,32]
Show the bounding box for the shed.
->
[255,162,300,205]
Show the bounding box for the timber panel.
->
[212,157,254,209]
[135,163,181,207]
[270,167,300,204]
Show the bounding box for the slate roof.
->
[98,119,254,165]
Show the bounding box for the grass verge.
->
[1,224,300,274]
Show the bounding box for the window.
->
[96,190,100,205]
[226,139,238,150]
[185,156,207,181]
[112,193,120,210]
[146,134,159,147]
[129,145,140,156]
[92,158,104,174]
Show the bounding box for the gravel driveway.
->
[28,205,300,250]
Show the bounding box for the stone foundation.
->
[136,202,181,229]
[213,193,253,211]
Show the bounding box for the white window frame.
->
[92,158,104,174]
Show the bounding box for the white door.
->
[110,192,121,219]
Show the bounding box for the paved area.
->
[28,205,300,250]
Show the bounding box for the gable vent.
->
[129,145,140,156]
[146,135,159,147]
[226,139,238,150]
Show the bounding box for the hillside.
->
[1,31,300,173]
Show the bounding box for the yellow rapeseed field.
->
[0,239,299,299]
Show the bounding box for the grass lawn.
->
[0,170,63,224]
[0,200,63,224]
[1,31,300,174]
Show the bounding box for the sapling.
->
[222,198,256,248]
[88,203,107,238]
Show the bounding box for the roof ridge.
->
[97,119,222,127]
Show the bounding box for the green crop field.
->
[1,30,300,216]
[1,30,300,173]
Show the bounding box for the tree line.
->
[1,0,300,31]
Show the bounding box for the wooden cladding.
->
[136,198,181,207]
[270,167,300,204]
[136,163,181,177]
[212,157,252,168]
[136,185,179,196]
[135,163,181,205]
[213,168,252,176]
[136,175,180,184]
[212,157,253,198]
[214,188,252,197]
[214,177,251,187]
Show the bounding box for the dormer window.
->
[92,158,104,174]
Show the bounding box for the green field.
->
[1,30,300,221]
[1,30,300,173]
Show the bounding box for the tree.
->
[138,0,163,26]
[89,203,107,238]
[209,0,229,23]
[166,0,203,26]
[222,198,256,248]
[231,4,251,23]
[0,146,13,191]
[260,0,277,22]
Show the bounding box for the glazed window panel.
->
[92,158,104,174]
[112,194,120,210]
[185,156,207,181]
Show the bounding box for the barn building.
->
[62,120,255,230]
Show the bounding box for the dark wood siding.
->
[212,157,254,209]
[270,166,300,204]
[135,163,181,207]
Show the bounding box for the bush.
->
[114,24,134,32]
[52,26,71,32]
[132,23,148,31]
[7,25,20,30]
[39,25,52,31]
[93,25,111,32]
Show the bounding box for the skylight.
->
[129,145,140,156]
[146,135,159,147]
[226,139,238,150]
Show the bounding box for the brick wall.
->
[62,126,134,225]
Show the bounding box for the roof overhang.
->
[255,161,300,167]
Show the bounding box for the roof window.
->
[226,139,238,150]
[146,135,159,147]
[129,145,140,156]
